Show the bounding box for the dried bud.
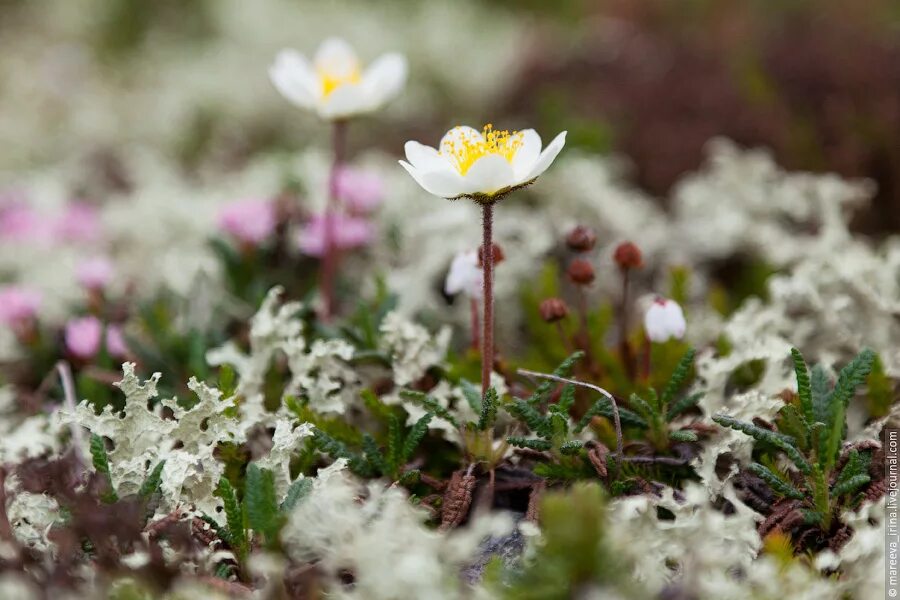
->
[478,242,505,267]
[567,258,595,285]
[613,241,643,271]
[566,225,597,252]
[539,298,569,322]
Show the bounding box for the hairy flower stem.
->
[517,368,623,480]
[618,269,636,381]
[321,120,348,321]
[470,298,480,351]
[481,204,494,395]
[575,287,595,370]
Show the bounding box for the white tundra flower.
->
[270,37,407,120]
[400,124,566,202]
[444,250,482,298]
[644,297,686,342]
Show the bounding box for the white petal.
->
[404,141,452,173]
[511,129,542,180]
[399,161,467,198]
[439,126,482,152]
[661,301,686,339]
[362,53,407,105]
[525,131,567,180]
[313,37,359,78]
[644,304,669,342]
[269,49,320,108]
[461,154,516,195]
[319,83,369,119]
[445,251,480,296]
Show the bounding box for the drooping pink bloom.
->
[64,316,102,359]
[0,202,48,242]
[64,316,127,360]
[334,167,385,214]
[0,286,42,327]
[54,202,102,243]
[76,256,115,291]
[644,297,687,342]
[296,213,374,257]
[218,199,277,245]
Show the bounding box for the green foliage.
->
[478,387,499,431]
[214,476,247,562]
[525,352,584,407]
[714,348,879,542]
[138,461,165,500]
[90,435,118,503]
[280,478,313,513]
[866,354,894,418]
[399,390,460,428]
[244,464,281,546]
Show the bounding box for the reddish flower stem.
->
[619,269,636,381]
[469,297,480,352]
[481,203,494,395]
[321,119,348,320]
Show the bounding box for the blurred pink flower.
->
[218,199,277,245]
[297,213,373,257]
[76,256,115,290]
[0,203,48,242]
[55,202,102,243]
[64,316,127,360]
[334,167,384,214]
[0,286,42,327]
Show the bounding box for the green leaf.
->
[280,478,313,513]
[214,477,246,560]
[669,430,698,443]
[386,415,403,474]
[525,351,584,406]
[810,365,832,424]
[712,414,810,474]
[831,349,876,409]
[244,464,281,544]
[399,390,460,428]
[504,398,550,437]
[628,393,659,423]
[552,384,577,416]
[660,348,695,410]
[790,348,813,423]
[460,380,482,414]
[90,434,118,503]
[138,461,165,500]
[811,465,831,529]
[665,391,703,422]
[748,463,804,500]
[478,387,498,431]
[575,397,648,433]
[360,388,394,423]
[506,437,552,452]
[401,413,433,465]
[832,474,870,498]
[312,428,369,475]
[362,434,388,476]
[777,404,810,451]
[559,440,584,455]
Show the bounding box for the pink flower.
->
[218,199,277,245]
[334,167,384,214]
[644,297,686,342]
[0,202,48,242]
[54,202,102,243]
[76,257,115,290]
[64,316,127,360]
[0,286,42,327]
[297,213,373,257]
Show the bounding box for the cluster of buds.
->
[565,226,597,286]
[613,241,643,271]
[539,297,569,323]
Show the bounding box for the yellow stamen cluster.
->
[318,66,361,97]
[441,124,523,175]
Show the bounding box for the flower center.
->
[317,66,361,97]
[441,124,523,175]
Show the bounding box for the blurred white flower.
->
[270,37,407,120]
[444,250,482,298]
[400,124,566,201]
[644,297,686,342]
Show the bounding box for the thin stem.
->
[575,286,595,369]
[469,297,480,352]
[321,119,348,320]
[481,203,494,395]
[56,361,85,467]
[619,269,636,381]
[517,368,623,479]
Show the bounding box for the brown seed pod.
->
[567,258,595,285]
[566,225,597,252]
[539,297,569,322]
[440,469,476,531]
[613,241,643,270]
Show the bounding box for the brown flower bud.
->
[566,225,597,252]
[477,242,505,267]
[613,241,643,271]
[539,298,569,322]
[567,258,595,285]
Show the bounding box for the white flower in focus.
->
[400,124,566,201]
[644,297,687,342]
[444,250,482,299]
[270,37,407,120]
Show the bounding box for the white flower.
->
[400,124,566,201]
[269,37,407,120]
[644,297,686,342]
[444,250,482,298]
